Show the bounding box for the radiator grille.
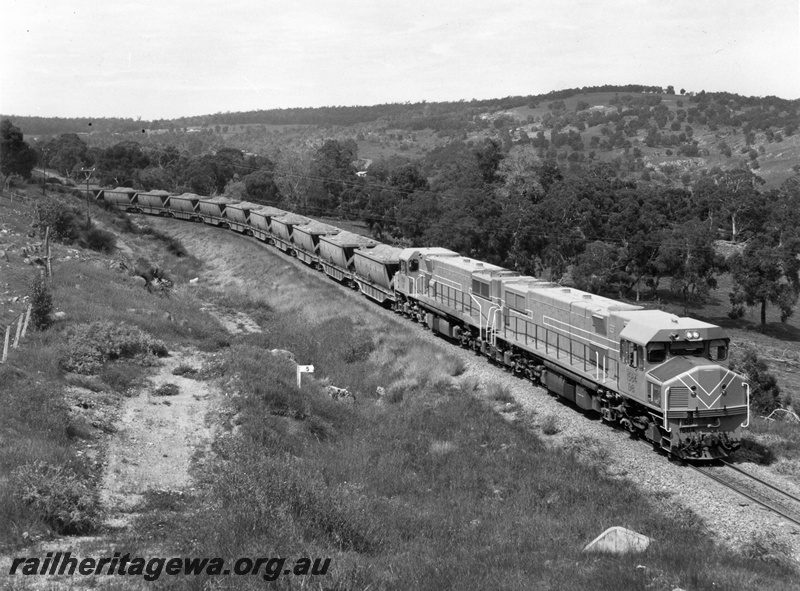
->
[669,386,690,408]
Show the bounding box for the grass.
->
[117,272,797,590]
[0,189,226,551]
[2,189,799,589]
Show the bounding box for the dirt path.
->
[100,349,215,526]
[4,349,218,590]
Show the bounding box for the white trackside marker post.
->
[297,365,314,388]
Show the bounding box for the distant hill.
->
[5,84,800,189]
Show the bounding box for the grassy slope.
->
[0,186,797,589]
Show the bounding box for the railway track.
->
[690,461,800,528]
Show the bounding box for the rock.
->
[132,276,147,288]
[189,277,199,284]
[582,526,654,554]
[326,385,355,403]
[53,311,66,320]
[376,386,386,398]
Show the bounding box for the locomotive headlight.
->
[685,331,700,340]
[693,331,700,339]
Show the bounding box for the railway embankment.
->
[1,190,799,590]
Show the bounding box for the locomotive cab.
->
[617,313,748,459]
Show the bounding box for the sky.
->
[2,0,798,120]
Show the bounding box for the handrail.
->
[741,383,750,428]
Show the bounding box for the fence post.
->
[2,325,9,363]
[13,313,24,348]
[21,304,32,338]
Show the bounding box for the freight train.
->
[92,187,751,460]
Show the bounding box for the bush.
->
[12,461,100,535]
[35,198,80,243]
[60,321,168,374]
[28,277,53,331]
[153,383,179,397]
[343,339,375,364]
[81,225,116,253]
[729,347,781,415]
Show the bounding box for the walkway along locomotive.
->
[90,187,750,460]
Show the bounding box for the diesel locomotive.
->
[89,187,750,460]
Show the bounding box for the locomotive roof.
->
[437,256,507,274]
[355,243,403,263]
[526,285,642,314]
[503,276,555,291]
[320,230,377,247]
[617,309,727,344]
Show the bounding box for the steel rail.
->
[721,460,800,505]
[689,464,800,529]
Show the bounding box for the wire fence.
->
[0,187,37,206]
[1,186,39,363]
[1,304,32,364]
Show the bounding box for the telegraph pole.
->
[80,167,96,229]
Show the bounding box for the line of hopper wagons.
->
[89,186,750,461]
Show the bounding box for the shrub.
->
[153,383,179,397]
[729,346,781,415]
[172,363,198,376]
[343,339,375,364]
[488,383,515,404]
[28,276,53,331]
[81,225,116,253]
[35,198,79,243]
[12,461,100,535]
[60,321,168,374]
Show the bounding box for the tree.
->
[693,168,767,242]
[96,141,150,187]
[43,133,89,179]
[305,139,357,213]
[1,118,38,188]
[654,219,723,313]
[273,145,314,211]
[728,237,800,325]
[243,168,281,204]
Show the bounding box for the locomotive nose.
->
[676,363,747,409]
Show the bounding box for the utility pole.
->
[80,167,95,229]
